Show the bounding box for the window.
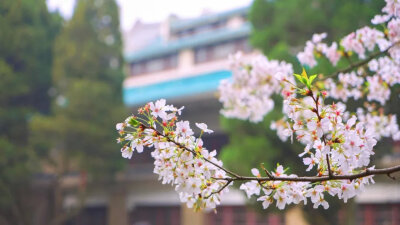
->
[131,63,144,75]
[357,204,400,225]
[146,58,165,73]
[194,38,252,64]
[213,42,236,59]
[130,206,180,225]
[194,47,210,63]
[207,206,284,225]
[129,54,178,76]
[66,206,107,225]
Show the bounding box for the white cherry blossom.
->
[195,122,213,133]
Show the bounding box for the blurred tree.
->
[249,0,384,66]
[0,0,62,224]
[30,0,126,223]
[220,99,303,176]
[220,1,384,224]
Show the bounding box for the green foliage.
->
[0,138,32,186]
[52,0,124,93]
[0,138,34,223]
[30,0,126,179]
[0,0,62,223]
[0,0,126,221]
[220,99,304,176]
[249,0,384,66]
[0,0,62,114]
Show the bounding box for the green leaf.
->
[294,74,307,85]
[283,167,290,173]
[309,74,317,85]
[128,117,139,127]
[301,68,308,79]
[294,68,313,87]
[294,74,302,81]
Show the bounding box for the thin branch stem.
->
[261,163,274,179]
[141,123,241,178]
[205,180,232,199]
[326,154,333,178]
[213,164,400,182]
[310,92,333,177]
[344,52,355,67]
[323,41,400,80]
[140,122,400,186]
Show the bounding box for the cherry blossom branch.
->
[117,91,400,210]
[343,52,355,68]
[142,121,400,185]
[138,113,400,188]
[260,163,274,179]
[213,165,400,183]
[141,123,241,178]
[205,180,232,199]
[326,154,333,178]
[323,41,400,80]
[309,91,333,178]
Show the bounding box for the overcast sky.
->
[46,0,252,30]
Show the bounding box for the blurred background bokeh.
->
[0,0,399,225]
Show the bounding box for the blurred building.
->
[354,153,400,225]
[115,6,288,225]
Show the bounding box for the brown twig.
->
[260,163,274,180]
[204,180,232,199]
[142,124,241,178]
[310,92,334,177]
[212,165,400,183]
[143,125,400,183]
[387,173,396,180]
[326,154,333,178]
[323,41,400,80]
[343,51,355,67]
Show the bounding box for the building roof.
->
[170,6,249,32]
[125,22,251,63]
[123,22,161,54]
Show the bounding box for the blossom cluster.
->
[240,166,310,210]
[219,0,400,140]
[245,75,377,209]
[297,32,341,67]
[219,52,294,122]
[375,0,400,60]
[340,27,389,59]
[302,3,399,105]
[240,166,374,210]
[221,0,400,124]
[323,72,364,102]
[117,90,380,211]
[283,84,377,173]
[116,99,232,211]
[296,17,399,105]
[356,106,400,141]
